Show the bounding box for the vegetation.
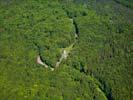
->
[114,0,133,8]
[0,0,132,100]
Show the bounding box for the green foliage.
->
[114,0,133,8]
[0,0,132,100]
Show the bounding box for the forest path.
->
[37,55,54,71]
[55,43,75,68]
[37,18,78,71]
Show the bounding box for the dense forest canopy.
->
[0,0,132,100]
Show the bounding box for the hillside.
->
[0,0,132,100]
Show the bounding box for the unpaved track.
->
[37,55,48,68]
[37,55,54,71]
[37,18,78,71]
[55,50,68,68]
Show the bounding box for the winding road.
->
[37,18,78,71]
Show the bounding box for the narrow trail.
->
[37,55,54,71]
[37,55,48,68]
[55,50,68,68]
[37,18,78,71]
[55,43,75,68]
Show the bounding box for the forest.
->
[0,0,132,100]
